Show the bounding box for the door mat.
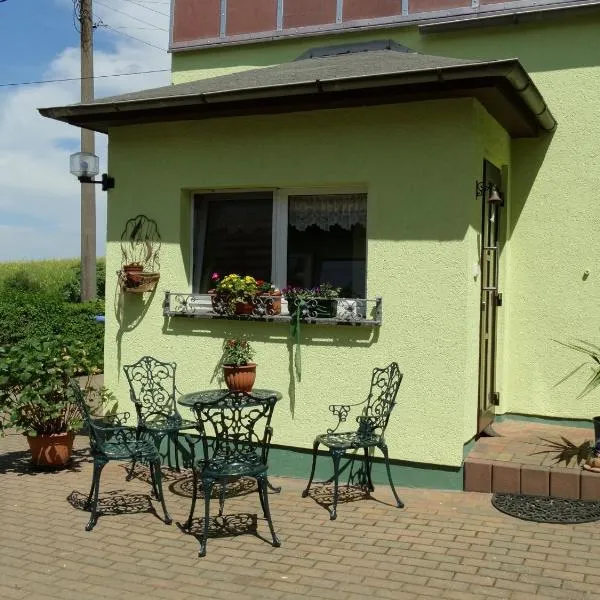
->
[492,493,600,524]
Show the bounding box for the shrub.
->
[0,290,104,368]
[0,336,95,436]
[1,270,43,294]
[62,261,106,302]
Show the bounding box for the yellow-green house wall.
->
[169,14,600,422]
[105,99,487,469]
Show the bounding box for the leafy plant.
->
[1,269,42,294]
[555,339,600,398]
[282,282,341,302]
[0,335,104,436]
[222,337,255,367]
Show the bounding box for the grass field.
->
[0,258,105,296]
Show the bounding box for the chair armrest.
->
[327,400,365,434]
[98,412,132,428]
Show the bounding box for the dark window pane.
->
[287,194,366,297]
[193,193,273,292]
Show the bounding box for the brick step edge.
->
[464,458,600,500]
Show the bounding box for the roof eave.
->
[38,59,556,138]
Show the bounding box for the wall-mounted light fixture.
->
[69,151,115,191]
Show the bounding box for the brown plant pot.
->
[223,363,257,392]
[261,290,282,315]
[27,432,75,467]
[234,301,254,315]
[122,263,144,287]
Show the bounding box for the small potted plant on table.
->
[0,335,104,467]
[221,337,256,392]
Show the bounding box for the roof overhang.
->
[39,57,555,138]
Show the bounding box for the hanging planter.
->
[120,215,161,294]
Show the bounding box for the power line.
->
[100,23,167,51]
[121,0,169,18]
[0,68,169,88]
[94,0,167,31]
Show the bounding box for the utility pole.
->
[79,0,96,301]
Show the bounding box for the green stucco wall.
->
[170,14,600,422]
[105,99,483,469]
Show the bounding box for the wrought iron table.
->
[178,388,283,408]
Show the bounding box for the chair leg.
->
[125,459,137,481]
[257,478,267,519]
[363,447,375,492]
[379,443,404,509]
[84,462,98,509]
[86,460,105,531]
[199,478,214,558]
[257,476,281,548]
[302,440,320,498]
[330,449,344,521]
[185,467,199,530]
[152,459,172,525]
[148,458,159,499]
[218,481,226,517]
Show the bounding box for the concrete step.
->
[464,457,600,500]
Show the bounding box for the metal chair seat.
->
[316,431,383,450]
[97,439,161,462]
[199,457,268,479]
[143,416,197,434]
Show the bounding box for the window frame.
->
[189,185,368,296]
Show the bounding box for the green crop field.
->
[0,258,105,296]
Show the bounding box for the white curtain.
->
[288,194,367,231]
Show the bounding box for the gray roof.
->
[39,44,555,137]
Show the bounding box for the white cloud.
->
[0,0,171,261]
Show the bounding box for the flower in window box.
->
[283,283,341,318]
[255,280,282,315]
[211,273,259,315]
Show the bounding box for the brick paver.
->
[1,432,600,599]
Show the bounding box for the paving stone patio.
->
[1,431,600,599]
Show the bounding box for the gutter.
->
[39,59,556,134]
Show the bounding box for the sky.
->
[0,0,171,261]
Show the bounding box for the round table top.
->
[178,388,283,408]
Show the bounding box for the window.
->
[192,190,367,297]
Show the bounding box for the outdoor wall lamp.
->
[69,151,115,191]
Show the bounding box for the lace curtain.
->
[288,194,367,231]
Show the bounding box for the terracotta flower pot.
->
[27,432,75,467]
[234,301,254,315]
[122,263,144,287]
[223,363,257,392]
[261,290,282,315]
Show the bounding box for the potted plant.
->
[210,273,259,315]
[256,279,282,315]
[0,335,103,467]
[283,282,341,318]
[221,337,256,392]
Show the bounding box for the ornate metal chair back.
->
[123,356,178,425]
[69,381,107,454]
[358,362,403,436]
[190,391,278,473]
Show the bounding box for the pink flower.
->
[211,272,220,281]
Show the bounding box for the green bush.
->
[0,259,80,297]
[0,290,104,369]
[62,261,106,302]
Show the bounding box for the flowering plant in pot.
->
[0,335,107,467]
[210,273,259,315]
[221,337,256,392]
[256,279,282,315]
[283,282,341,318]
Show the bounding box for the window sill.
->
[163,292,382,327]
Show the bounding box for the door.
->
[477,160,503,434]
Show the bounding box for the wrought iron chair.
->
[70,381,172,531]
[302,362,404,520]
[184,391,281,557]
[123,356,198,475]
